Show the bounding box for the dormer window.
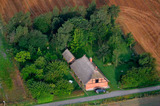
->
[95,79,99,83]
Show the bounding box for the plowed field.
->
[0,0,160,73]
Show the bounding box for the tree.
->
[112,48,121,67]
[126,33,135,48]
[44,52,58,62]
[6,12,31,34]
[54,79,74,96]
[97,44,110,63]
[55,21,74,50]
[18,30,48,50]
[69,17,89,29]
[14,26,28,43]
[78,6,87,17]
[28,30,48,49]
[21,64,43,80]
[27,80,53,99]
[34,57,46,69]
[7,26,28,44]
[60,6,80,21]
[89,6,111,46]
[108,5,120,18]
[44,61,69,83]
[86,1,96,20]
[70,29,87,53]
[52,17,64,33]
[121,67,159,88]
[138,53,155,67]
[28,46,36,56]
[53,6,60,17]
[36,47,42,56]
[33,12,52,33]
[15,51,31,63]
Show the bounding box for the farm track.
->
[0,0,160,73]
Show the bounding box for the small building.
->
[62,49,75,63]
[63,49,109,91]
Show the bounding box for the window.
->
[95,79,99,83]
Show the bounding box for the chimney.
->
[95,66,98,72]
[89,57,92,62]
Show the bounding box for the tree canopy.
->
[15,51,31,63]
[33,12,52,33]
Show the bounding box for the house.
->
[63,49,109,91]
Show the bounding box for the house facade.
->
[62,49,109,91]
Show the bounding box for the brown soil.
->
[0,0,160,72]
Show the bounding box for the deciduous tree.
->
[53,6,60,17]
[6,12,31,34]
[86,1,96,20]
[121,67,158,88]
[21,64,43,80]
[44,61,69,83]
[34,57,46,69]
[97,44,110,63]
[126,33,135,48]
[15,51,31,63]
[55,21,74,50]
[18,30,48,50]
[70,29,87,53]
[33,12,52,33]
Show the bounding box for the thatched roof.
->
[62,49,75,63]
[70,55,109,85]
